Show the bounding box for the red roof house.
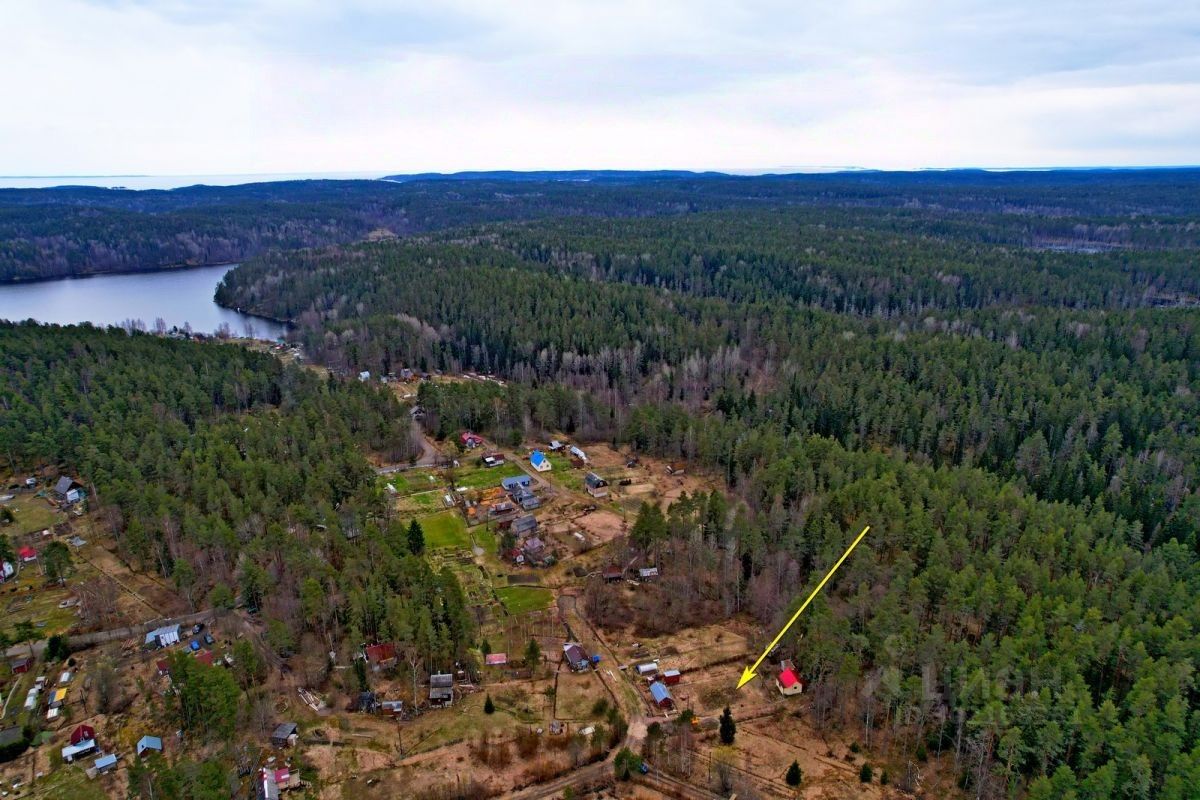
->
[365,643,397,668]
[18,546,36,562]
[776,660,806,696]
[195,650,214,667]
[155,659,170,677]
[70,724,96,745]
[484,653,508,666]
[460,432,484,449]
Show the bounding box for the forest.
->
[211,181,1200,798]
[4,168,1200,282]
[0,323,472,681]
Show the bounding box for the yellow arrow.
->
[736,524,871,689]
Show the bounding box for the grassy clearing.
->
[396,490,443,514]
[404,691,520,754]
[382,469,440,496]
[555,671,608,720]
[452,461,528,491]
[27,765,110,800]
[544,454,585,491]
[495,585,553,615]
[1,493,63,536]
[419,511,470,549]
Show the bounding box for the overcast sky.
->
[4,0,1199,175]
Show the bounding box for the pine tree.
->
[859,763,873,783]
[484,694,495,715]
[786,760,802,787]
[719,706,736,745]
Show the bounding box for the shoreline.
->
[0,260,241,287]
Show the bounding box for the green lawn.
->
[381,469,440,496]
[452,461,528,491]
[495,585,553,615]
[419,511,470,549]
[543,453,585,491]
[1,493,63,536]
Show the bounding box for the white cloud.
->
[2,0,1198,174]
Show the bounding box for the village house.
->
[638,567,659,581]
[602,564,623,582]
[429,673,454,707]
[144,623,181,649]
[484,652,508,667]
[489,500,517,522]
[53,476,84,504]
[93,753,118,774]
[776,660,806,696]
[61,737,97,763]
[9,656,32,675]
[584,472,609,498]
[364,643,398,670]
[511,514,538,538]
[635,662,659,678]
[270,722,299,748]
[569,446,588,466]
[18,545,36,563]
[549,440,564,451]
[649,681,674,709]
[563,643,591,672]
[502,475,533,493]
[461,432,484,449]
[529,450,551,472]
[482,452,506,468]
[70,724,95,747]
[258,767,281,800]
[522,537,548,566]
[662,669,682,686]
[136,735,163,757]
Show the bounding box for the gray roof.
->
[271,722,298,740]
[430,673,453,688]
[54,476,79,495]
[0,726,23,747]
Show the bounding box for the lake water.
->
[0,264,287,339]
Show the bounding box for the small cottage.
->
[649,681,674,709]
[584,472,608,498]
[511,514,538,537]
[563,643,591,671]
[461,432,484,449]
[364,643,397,669]
[429,673,454,707]
[61,738,97,763]
[529,450,551,472]
[776,660,806,696]
[270,722,299,748]
[136,735,163,757]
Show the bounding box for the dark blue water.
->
[0,264,286,339]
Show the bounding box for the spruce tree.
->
[719,706,736,745]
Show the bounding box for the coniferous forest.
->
[3,170,1200,798]
[216,172,1200,799]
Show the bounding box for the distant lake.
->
[0,264,287,339]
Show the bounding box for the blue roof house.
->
[137,735,163,757]
[649,681,674,709]
[529,450,552,472]
[502,475,532,492]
